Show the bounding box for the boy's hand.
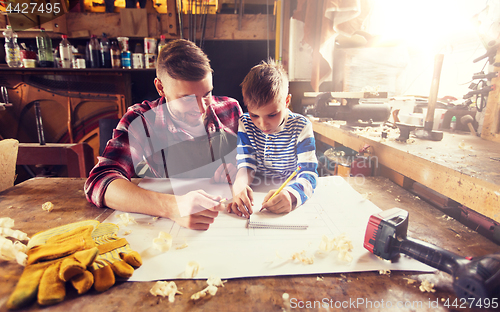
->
[210,163,237,184]
[227,185,254,218]
[261,190,295,214]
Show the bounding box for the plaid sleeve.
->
[84,101,155,208]
[211,96,242,135]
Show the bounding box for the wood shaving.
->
[118,213,137,227]
[317,276,324,281]
[361,192,372,200]
[150,281,183,302]
[440,215,453,221]
[458,141,472,150]
[403,277,417,285]
[185,261,200,277]
[395,197,401,202]
[123,230,132,235]
[379,269,391,275]
[0,217,29,266]
[291,250,314,264]
[282,292,291,310]
[0,236,28,266]
[207,276,226,287]
[153,231,173,252]
[191,285,218,300]
[318,233,354,262]
[191,277,225,301]
[41,201,54,212]
[419,279,436,293]
[0,217,15,228]
[175,242,188,250]
[0,227,28,241]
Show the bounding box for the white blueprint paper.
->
[104,176,434,281]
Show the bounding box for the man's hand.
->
[171,209,220,231]
[171,190,225,230]
[227,185,254,219]
[210,163,237,184]
[261,190,295,214]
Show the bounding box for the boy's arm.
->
[284,120,318,207]
[229,167,256,218]
[232,167,255,195]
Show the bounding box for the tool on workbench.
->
[394,122,418,142]
[364,208,500,301]
[413,54,444,141]
[460,115,477,136]
[305,91,391,125]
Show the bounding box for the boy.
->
[228,60,318,218]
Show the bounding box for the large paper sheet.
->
[104,176,433,281]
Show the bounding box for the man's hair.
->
[241,59,289,109]
[156,39,212,81]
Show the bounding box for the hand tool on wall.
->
[0,86,13,111]
[414,54,444,141]
[364,208,500,301]
[34,101,46,145]
[460,115,477,136]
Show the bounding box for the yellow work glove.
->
[7,220,100,310]
[90,223,142,292]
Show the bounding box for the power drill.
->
[364,208,500,300]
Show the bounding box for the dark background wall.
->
[131,39,273,112]
[1,37,273,113]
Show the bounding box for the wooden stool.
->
[17,142,95,178]
[0,139,19,192]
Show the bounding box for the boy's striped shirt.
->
[237,110,318,206]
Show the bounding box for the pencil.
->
[260,166,302,211]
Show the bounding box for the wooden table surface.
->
[0,177,498,312]
[311,119,500,224]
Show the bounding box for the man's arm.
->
[103,179,224,230]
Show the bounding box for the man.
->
[85,39,242,230]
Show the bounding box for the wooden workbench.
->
[311,119,500,224]
[0,178,498,311]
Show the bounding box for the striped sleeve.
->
[236,117,257,171]
[284,119,318,207]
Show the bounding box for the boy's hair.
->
[241,59,289,109]
[156,39,212,81]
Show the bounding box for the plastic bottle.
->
[3,26,21,67]
[121,50,131,69]
[36,28,54,67]
[110,40,121,69]
[100,33,111,68]
[88,34,101,68]
[59,35,73,68]
[450,116,457,131]
[158,35,167,55]
[85,41,91,68]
